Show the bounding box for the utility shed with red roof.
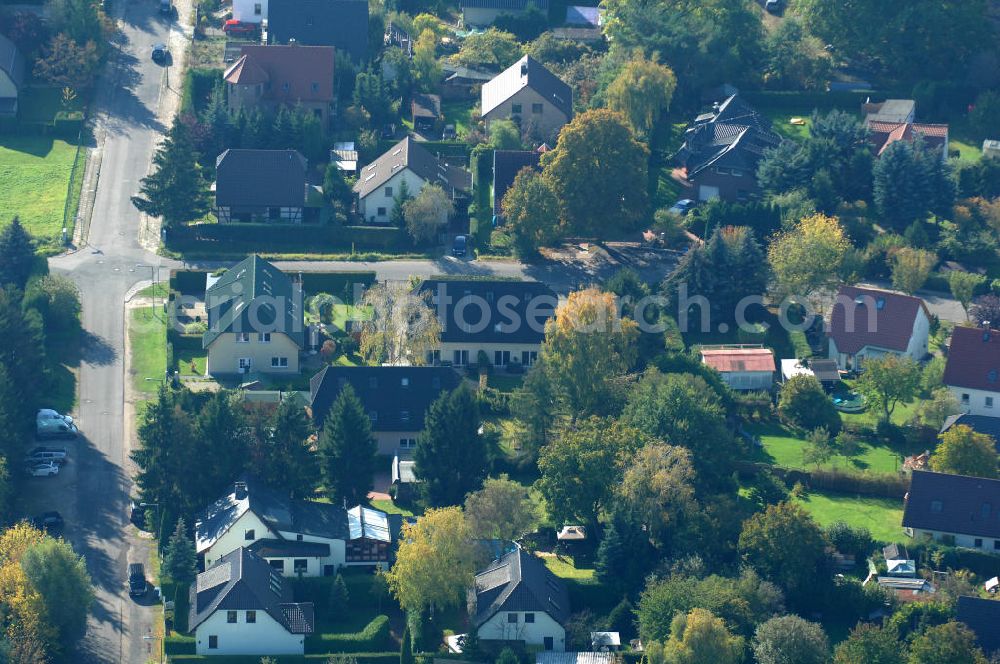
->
[943,325,1000,417]
[828,286,930,371]
[700,345,775,391]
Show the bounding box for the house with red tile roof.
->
[700,345,775,391]
[828,286,930,371]
[868,121,949,161]
[943,325,1000,417]
[224,45,335,125]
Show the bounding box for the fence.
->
[61,126,88,245]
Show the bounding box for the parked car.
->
[765,0,782,12]
[129,500,148,529]
[29,511,64,531]
[25,451,68,466]
[27,446,67,458]
[442,124,457,140]
[36,409,78,438]
[452,235,467,257]
[222,19,256,33]
[667,199,696,216]
[151,43,168,64]
[25,462,59,477]
[159,0,172,14]
[128,563,147,597]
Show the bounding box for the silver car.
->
[36,409,78,438]
[25,462,60,477]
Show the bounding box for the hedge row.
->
[301,271,376,302]
[168,652,399,663]
[907,541,1000,578]
[306,615,391,653]
[170,269,210,296]
[166,223,413,254]
[181,67,223,115]
[741,90,889,112]
[734,462,910,499]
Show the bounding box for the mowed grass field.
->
[0,136,82,242]
[795,490,906,543]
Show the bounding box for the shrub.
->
[778,375,842,435]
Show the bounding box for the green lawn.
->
[0,136,83,245]
[761,110,813,141]
[838,379,922,427]
[795,490,906,543]
[749,422,902,474]
[176,346,208,376]
[137,282,170,299]
[18,86,86,124]
[487,373,524,392]
[441,99,477,137]
[129,308,167,393]
[542,554,596,582]
[369,498,415,517]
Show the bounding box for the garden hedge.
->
[166,223,413,254]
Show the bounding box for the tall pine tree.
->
[131,117,209,227]
[163,518,197,602]
[413,386,486,507]
[0,217,36,290]
[318,384,377,505]
[257,398,319,499]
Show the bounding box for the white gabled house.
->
[469,546,570,652]
[194,478,395,576]
[943,325,1000,417]
[189,547,314,656]
[828,286,930,371]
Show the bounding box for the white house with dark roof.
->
[902,470,1000,553]
[194,478,394,576]
[460,0,549,27]
[353,136,471,224]
[189,547,314,655]
[481,56,572,142]
[214,150,309,224]
[943,325,1000,417]
[469,546,570,651]
[827,286,930,371]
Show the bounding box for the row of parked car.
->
[24,409,78,477]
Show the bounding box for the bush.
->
[301,272,376,303]
[778,375,842,435]
[170,269,211,296]
[167,224,412,255]
[53,111,83,137]
[306,615,391,652]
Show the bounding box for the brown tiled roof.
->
[943,325,1000,392]
[829,286,928,354]
[229,44,335,104]
[700,348,775,373]
[868,121,948,156]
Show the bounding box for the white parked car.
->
[36,409,78,438]
[25,462,60,477]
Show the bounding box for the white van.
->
[36,409,78,438]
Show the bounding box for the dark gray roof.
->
[941,414,1000,451]
[308,365,461,430]
[203,255,304,349]
[676,94,781,178]
[492,150,542,216]
[194,477,350,553]
[353,136,471,199]
[247,538,331,558]
[189,547,315,634]
[215,149,307,209]
[462,0,548,9]
[417,279,557,345]
[0,34,25,94]
[481,56,572,118]
[470,547,570,627]
[902,471,1000,540]
[267,0,369,62]
[957,596,1000,655]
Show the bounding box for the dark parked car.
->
[667,198,696,216]
[452,235,467,257]
[152,43,168,64]
[128,563,147,597]
[30,511,65,531]
[129,500,148,529]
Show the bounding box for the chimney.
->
[234,481,248,500]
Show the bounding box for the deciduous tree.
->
[413,386,486,507]
[403,184,453,244]
[890,248,937,295]
[33,34,100,90]
[412,29,441,92]
[463,475,537,541]
[617,443,697,549]
[969,294,1000,328]
[834,623,905,664]
[929,424,999,478]
[907,621,986,664]
[948,271,986,321]
[660,608,745,664]
[767,213,850,304]
[318,384,378,505]
[358,281,440,366]
[855,355,922,424]
[501,167,560,257]
[752,615,829,664]
[606,55,676,138]
[454,28,522,70]
[778,375,842,435]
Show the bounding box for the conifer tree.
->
[318,384,377,504]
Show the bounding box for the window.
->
[384,186,394,197]
[245,529,255,540]
[401,377,410,387]
[239,357,252,370]
[427,350,440,365]
[369,411,378,422]
[521,351,538,366]
[400,438,416,449]
[246,610,256,623]
[511,103,522,114]
[453,350,469,366]
[377,207,387,216]
[961,393,970,404]
[258,333,271,343]
[975,538,984,548]
[271,357,289,368]
[532,103,543,114]
[253,2,261,13]
[987,397,995,409]
[930,500,943,513]
[508,613,518,623]
[270,560,285,572]
[494,350,511,366]
[400,410,410,422]
[296,534,304,541]
[294,559,308,573]
[208,636,218,650]
[544,637,554,651]
[525,613,535,623]
[237,332,250,343]
[995,540,1000,550]
[268,207,281,221]
[227,611,237,624]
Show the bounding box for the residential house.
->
[941,413,1000,451]
[194,478,394,576]
[223,45,335,124]
[189,547,314,656]
[481,56,573,142]
[469,546,570,651]
[308,365,462,455]
[417,279,557,369]
[828,286,930,371]
[862,99,916,124]
[442,63,494,99]
[202,255,304,376]
[267,0,369,63]
[461,0,549,27]
[874,576,936,603]
[674,94,782,202]
[0,35,25,117]
[862,98,949,161]
[214,150,309,224]
[700,346,775,391]
[902,470,1000,552]
[958,596,1000,657]
[353,136,471,224]
[492,149,542,221]
[943,325,1000,416]
[780,358,841,388]
[331,142,358,175]
[412,93,442,133]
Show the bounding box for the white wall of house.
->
[462,6,520,27]
[0,71,18,100]
[829,308,929,370]
[206,332,301,377]
[232,0,267,23]
[276,530,347,575]
[717,370,772,391]
[202,511,277,568]
[374,430,422,456]
[195,609,304,655]
[906,527,1000,554]
[358,169,428,224]
[947,385,1000,417]
[431,341,542,368]
[478,610,565,651]
[483,87,569,143]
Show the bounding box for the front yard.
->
[794,490,906,544]
[129,306,168,393]
[748,422,903,474]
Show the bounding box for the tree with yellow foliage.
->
[606,55,677,138]
[767,213,850,305]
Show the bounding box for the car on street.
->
[29,511,65,531]
[36,409,77,438]
[151,43,168,64]
[159,0,172,14]
[25,451,68,466]
[27,445,68,458]
[129,500,148,529]
[667,199,696,216]
[128,563,147,597]
[452,235,467,257]
[222,19,256,33]
[25,462,60,477]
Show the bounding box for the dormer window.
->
[400,410,410,422]
[245,529,255,540]
[369,411,378,422]
[401,377,409,387]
